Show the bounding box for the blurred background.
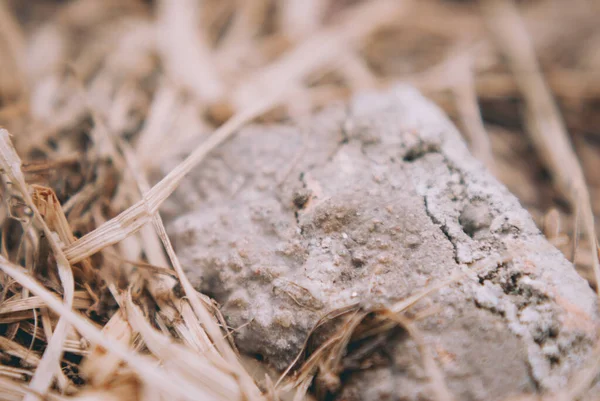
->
[0,0,599,400]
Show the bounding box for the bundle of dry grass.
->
[0,0,599,400]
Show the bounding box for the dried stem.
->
[482,0,600,293]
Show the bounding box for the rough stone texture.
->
[164,86,598,401]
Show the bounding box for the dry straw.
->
[0,0,599,400]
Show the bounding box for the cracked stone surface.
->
[164,86,598,401]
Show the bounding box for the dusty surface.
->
[165,86,598,400]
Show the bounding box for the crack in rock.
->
[423,195,460,264]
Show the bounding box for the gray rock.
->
[165,86,598,401]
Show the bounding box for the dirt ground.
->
[0,0,599,400]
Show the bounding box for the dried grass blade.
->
[481,0,600,292]
[39,309,69,390]
[0,336,41,367]
[231,0,408,111]
[0,366,32,380]
[80,311,133,386]
[0,129,75,398]
[280,0,325,41]
[123,291,242,401]
[384,311,454,401]
[157,0,224,102]
[451,54,494,169]
[0,1,26,100]
[0,291,91,314]
[0,256,234,401]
